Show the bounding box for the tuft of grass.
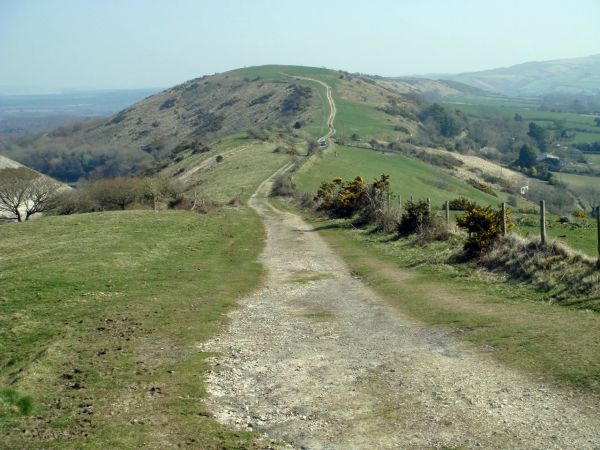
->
[0,388,34,416]
[300,308,336,321]
[287,269,334,284]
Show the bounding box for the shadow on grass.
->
[305,223,348,232]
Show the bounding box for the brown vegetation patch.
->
[481,234,600,309]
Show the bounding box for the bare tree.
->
[0,168,60,222]
[91,177,142,211]
[140,175,184,210]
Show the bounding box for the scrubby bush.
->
[271,172,296,197]
[159,98,176,110]
[419,103,462,137]
[273,146,299,155]
[467,178,497,196]
[395,200,449,243]
[316,176,367,218]
[247,129,270,141]
[140,175,185,210]
[48,188,99,215]
[91,177,143,211]
[280,84,312,116]
[315,174,391,225]
[448,196,476,211]
[456,203,514,257]
[397,200,441,237]
[248,92,274,107]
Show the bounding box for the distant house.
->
[541,154,561,170]
[541,154,560,162]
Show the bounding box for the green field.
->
[586,153,600,170]
[556,171,600,191]
[295,143,599,256]
[512,213,598,257]
[445,101,600,145]
[0,209,265,448]
[296,144,512,207]
[333,98,395,138]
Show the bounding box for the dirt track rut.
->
[201,172,600,449]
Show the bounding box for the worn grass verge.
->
[482,234,600,309]
[0,209,265,449]
[308,217,600,395]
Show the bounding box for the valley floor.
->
[201,170,600,449]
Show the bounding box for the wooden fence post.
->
[540,200,546,245]
[445,200,450,229]
[502,202,507,237]
[596,206,600,266]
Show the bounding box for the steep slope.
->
[0,154,24,170]
[1,66,426,182]
[443,54,600,96]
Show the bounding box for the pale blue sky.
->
[1,0,599,92]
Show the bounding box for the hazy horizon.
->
[2,0,599,93]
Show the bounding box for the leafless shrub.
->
[271,172,296,197]
[49,188,98,215]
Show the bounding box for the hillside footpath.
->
[201,168,600,449]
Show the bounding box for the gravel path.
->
[201,170,600,449]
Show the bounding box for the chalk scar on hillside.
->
[199,169,600,449]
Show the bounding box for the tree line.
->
[0,168,188,222]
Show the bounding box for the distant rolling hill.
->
[0,66,428,182]
[441,54,600,96]
[374,77,489,100]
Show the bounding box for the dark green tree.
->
[419,104,461,138]
[516,144,538,168]
[527,122,547,150]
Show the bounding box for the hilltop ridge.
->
[0,66,432,181]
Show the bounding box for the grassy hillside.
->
[0,209,266,449]
[0,66,327,182]
[296,145,515,207]
[1,65,426,183]
[227,65,421,142]
[152,132,298,203]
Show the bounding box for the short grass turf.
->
[0,208,264,449]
